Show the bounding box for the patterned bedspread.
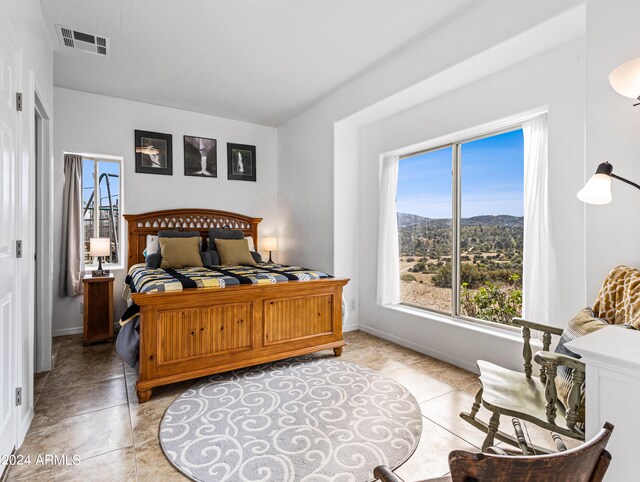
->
[126,263,332,294]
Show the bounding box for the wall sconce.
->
[609,56,640,105]
[578,162,640,205]
[578,58,640,204]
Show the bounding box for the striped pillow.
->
[554,308,608,423]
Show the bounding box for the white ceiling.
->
[41,0,475,126]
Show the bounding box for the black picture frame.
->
[227,143,256,182]
[135,130,173,175]
[184,135,217,178]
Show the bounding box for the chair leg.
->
[469,387,483,419]
[482,411,501,452]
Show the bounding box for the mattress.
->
[126,262,332,294]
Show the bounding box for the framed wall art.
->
[227,143,256,182]
[135,130,173,175]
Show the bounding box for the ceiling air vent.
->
[55,24,110,56]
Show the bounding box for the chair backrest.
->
[593,265,640,328]
[448,422,614,482]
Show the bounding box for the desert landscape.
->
[398,212,523,324]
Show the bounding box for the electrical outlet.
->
[349,299,357,312]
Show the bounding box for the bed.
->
[122,208,349,403]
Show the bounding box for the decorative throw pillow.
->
[554,307,609,422]
[245,235,256,252]
[158,229,201,248]
[146,230,201,267]
[144,234,159,256]
[200,251,213,267]
[145,252,162,269]
[207,229,244,252]
[250,251,262,263]
[214,238,256,266]
[159,237,203,269]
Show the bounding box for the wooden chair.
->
[459,265,639,451]
[373,422,613,482]
[459,315,586,452]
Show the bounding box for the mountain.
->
[397,212,523,228]
[397,212,431,228]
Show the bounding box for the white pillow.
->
[145,235,159,255]
[245,235,256,252]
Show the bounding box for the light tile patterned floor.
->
[5,330,550,481]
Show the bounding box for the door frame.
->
[30,79,53,374]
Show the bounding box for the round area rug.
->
[159,357,422,482]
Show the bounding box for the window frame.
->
[397,124,523,327]
[78,153,124,270]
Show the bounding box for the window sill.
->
[383,303,524,342]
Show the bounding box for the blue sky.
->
[396,129,524,218]
[82,159,120,209]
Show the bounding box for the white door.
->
[0,13,19,465]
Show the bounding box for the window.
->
[397,128,524,325]
[82,157,122,267]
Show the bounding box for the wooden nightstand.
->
[82,274,115,345]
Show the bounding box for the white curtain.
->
[377,155,401,305]
[522,114,551,323]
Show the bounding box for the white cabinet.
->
[566,327,640,481]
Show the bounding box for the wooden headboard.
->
[124,209,263,269]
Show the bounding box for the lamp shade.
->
[609,57,640,100]
[577,173,612,205]
[90,238,111,257]
[262,237,277,252]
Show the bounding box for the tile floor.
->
[6,330,561,481]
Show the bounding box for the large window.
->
[397,128,524,325]
[82,157,122,267]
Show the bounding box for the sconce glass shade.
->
[89,238,111,257]
[577,173,612,205]
[609,57,640,100]
[262,237,277,252]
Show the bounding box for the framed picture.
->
[135,130,172,175]
[227,143,256,182]
[184,136,217,177]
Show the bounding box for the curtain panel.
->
[522,114,552,323]
[377,155,401,306]
[59,154,84,297]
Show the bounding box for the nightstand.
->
[82,274,115,345]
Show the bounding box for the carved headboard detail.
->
[124,209,263,269]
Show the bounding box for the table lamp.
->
[90,238,111,276]
[262,237,277,264]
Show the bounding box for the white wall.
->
[358,40,586,372]
[585,0,640,300]
[278,0,585,371]
[278,0,582,272]
[52,88,278,335]
[1,0,54,445]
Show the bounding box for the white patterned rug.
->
[159,357,422,482]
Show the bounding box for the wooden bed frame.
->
[124,209,349,403]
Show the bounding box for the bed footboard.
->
[131,278,349,402]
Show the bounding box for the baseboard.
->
[18,408,34,447]
[343,322,359,333]
[359,324,480,374]
[52,326,82,337]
